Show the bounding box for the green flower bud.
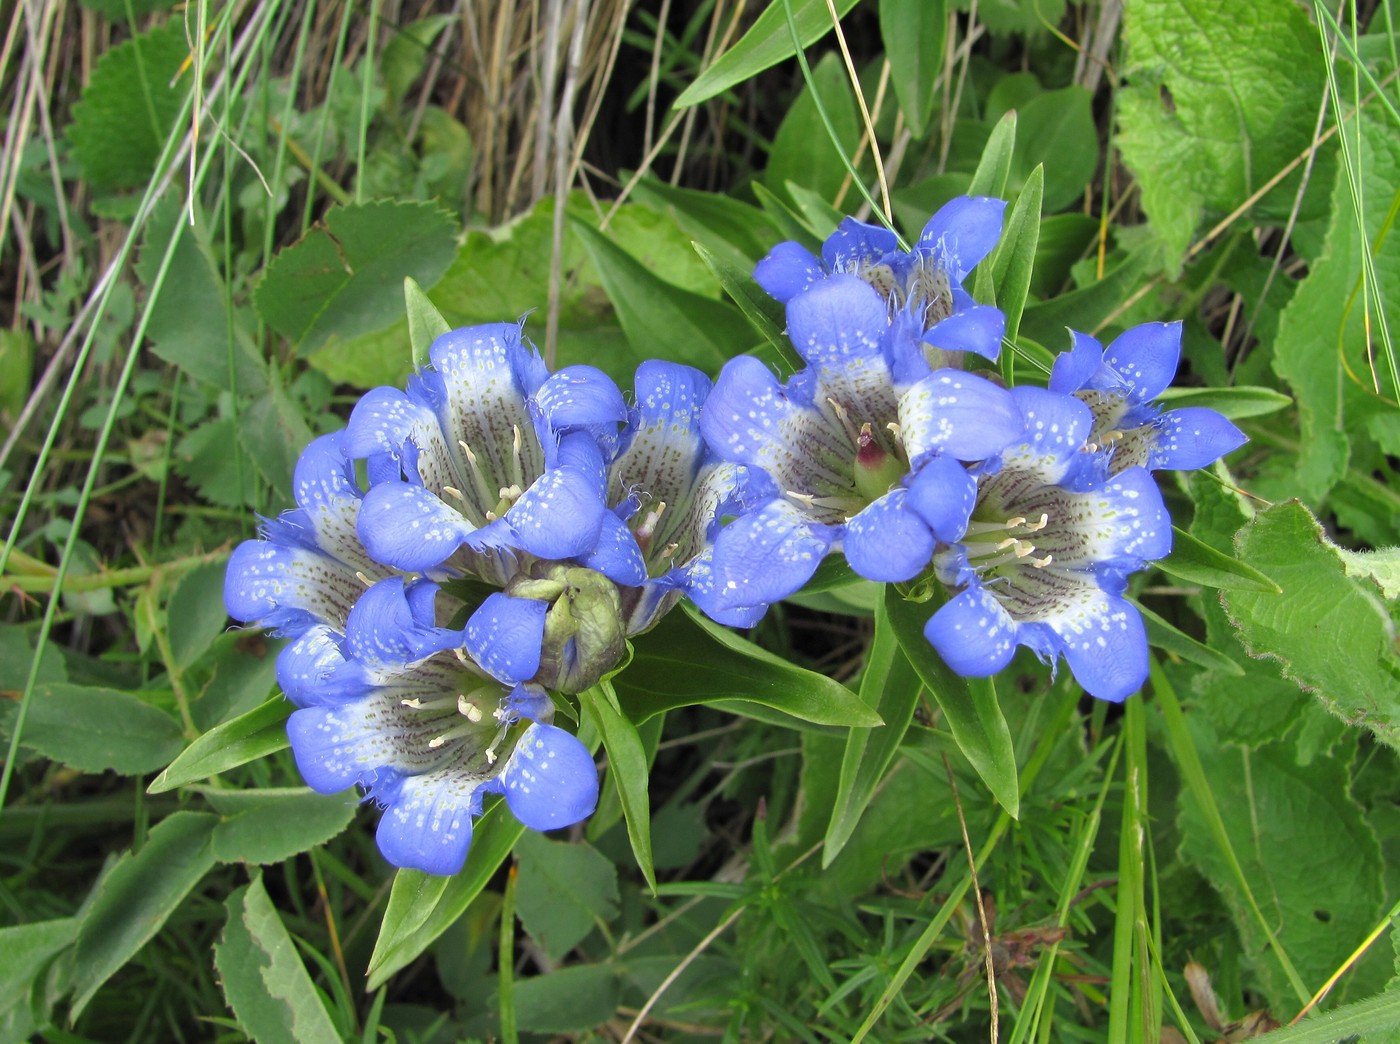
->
[508,565,627,694]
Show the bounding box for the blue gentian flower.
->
[284,577,598,876]
[697,274,1021,617]
[754,195,1008,364]
[1049,321,1246,475]
[923,386,1173,702]
[343,321,628,580]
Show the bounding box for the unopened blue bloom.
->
[1049,321,1246,475]
[344,321,627,580]
[284,577,598,875]
[754,195,1008,364]
[923,387,1172,702]
[698,274,1020,618]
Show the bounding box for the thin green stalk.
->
[355,0,381,203]
[499,862,519,1044]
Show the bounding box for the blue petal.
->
[1099,466,1173,564]
[276,625,371,707]
[225,538,363,636]
[754,241,824,302]
[1055,594,1148,702]
[343,386,438,461]
[843,490,933,582]
[498,722,599,831]
[784,274,892,378]
[580,510,648,585]
[286,706,370,794]
[500,450,606,561]
[906,453,979,542]
[292,433,370,565]
[1149,407,1246,471]
[1102,321,1182,403]
[923,305,1006,362]
[375,772,482,875]
[536,365,628,432]
[821,217,899,274]
[900,369,1023,465]
[358,481,472,572]
[344,578,460,671]
[1002,387,1095,484]
[617,361,710,489]
[1049,331,1104,394]
[465,592,547,685]
[703,500,837,611]
[916,196,1007,284]
[923,586,1019,677]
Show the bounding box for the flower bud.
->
[508,565,627,694]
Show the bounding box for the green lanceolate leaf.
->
[616,607,883,730]
[883,585,1019,818]
[824,595,925,866]
[1154,384,1291,420]
[1224,500,1400,749]
[148,696,292,794]
[967,111,1017,200]
[692,243,798,371]
[989,163,1042,351]
[674,0,862,108]
[404,276,451,371]
[1157,524,1282,593]
[0,684,185,776]
[581,683,655,892]
[1135,601,1244,676]
[214,875,341,1044]
[367,803,525,989]
[70,812,219,1016]
[630,178,782,271]
[878,0,946,140]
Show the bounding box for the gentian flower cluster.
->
[226,194,1247,873]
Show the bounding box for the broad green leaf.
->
[1271,111,1400,502]
[1014,87,1097,213]
[380,15,454,107]
[514,832,619,963]
[0,626,67,687]
[135,199,267,394]
[1174,712,1385,1011]
[238,381,316,507]
[879,0,946,139]
[989,164,1042,349]
[673,0,862,108]
[204,786,359,865]
[512,964,620,1035]
[1155,384,1292,420]
[1224,501,1400,749]
[883,586,1018,817]
[0,919,77,1016]
[1019,245,1154,347]
[967,111,1017,200]
[629,178,782,271]
[404,276,450,371]
[823,596,924,866]
[1245,990,1400,1043]
[214,876,341,1044]
[581,684,655,892]
[67,20,190,188]
[1338,547,1400,601]
[255,200,460,356]
[1156,524,1281,593]
[0,684,184,776]
[572,220,747,372]
[367,803,525,989]
[70,812,219,1016]
[166,557,233,671]
[615,608,882,729]
[1136,601,1243,676]
[692,243,797,370]
[174,417,262,509]
[765,53,860,208]
[148,696,292,793]
[1116,0,1328,272]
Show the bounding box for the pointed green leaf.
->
[989,163,1042,351]
[581,683,655,892]
[1154,384,1291,419]
[692,242,799,371]
[1136,601,1244,676]
[0,683,185,777]
[404,277,450,371]
[1157,524,1282,593]
[967,111,1017,200]
[206,787,359,865]
[878,0,947,139]
[883,585,1019,817]
[148,697,292,794]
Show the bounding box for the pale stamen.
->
[457,439,498,515]
[826,397,862,445]
[355,571,374,588]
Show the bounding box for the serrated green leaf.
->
[1154,384,1291,420]
[883,585,1019,817]
[256,201,459,356]
[879,0,946,140]
[367,803,524,988]
[0,919,77,1016]
[824,596,924,866]
[514,832,619,963]
[148,696,292,794]
[71,812,219,1016]
[67,21,190,188]
[0,684,184,776]
[615,608,883,729]
[967,111,1017,200]
[404,276,450,371]
[166,557,233,671]
[674,0,862,108]
[1225,500,1400,749]
[1156,524,1282,593]
[581,683,654,892]
[990,164,1042,351]
[1244,989,1400,1043]
[238,382,315,507]
[174,417,262,508]
[214,875,341,1044]
[206,787,358,865]
[572,220,746,372]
